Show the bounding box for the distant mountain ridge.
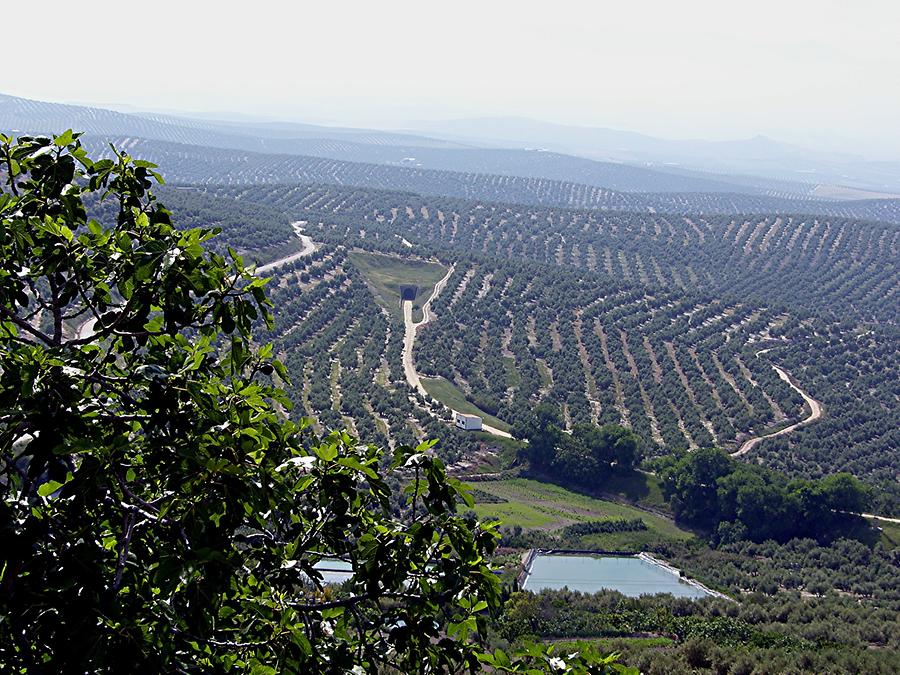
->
[1,92,820,197]
[408,115,857,161]
[408,116,900,195]
[3,93,900,222]
[0,93,464,153]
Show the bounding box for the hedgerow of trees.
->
[657,448,871,543]
[513,404,642,484]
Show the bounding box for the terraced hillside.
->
[248,244,492,467]
[414,258,805,453]
[236,236,808,468]
[202,183,898,484]
[79,168,898,484]
[203,185,900,323]
[86,185,301,265]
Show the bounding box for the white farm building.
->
[454,412,483,431]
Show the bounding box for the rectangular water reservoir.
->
[522,554,714,599]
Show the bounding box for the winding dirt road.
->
[727,350,900,521]
[732,349,823,457]
[401,265,512,439]
[76,317,98,341]
[256,222,318,274]
[74,222,319,341]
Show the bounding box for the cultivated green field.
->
[547,637,677,651]
[591,471,668,511]
[877,519,900,549]
[349,250,447,322]
[471,478,691,546]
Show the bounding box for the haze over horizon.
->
[7,0,900,159]
[3,3,900,673]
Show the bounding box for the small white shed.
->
[454,412,483,431]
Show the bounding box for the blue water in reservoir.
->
[313,559,353,584]
[522,555,712,599]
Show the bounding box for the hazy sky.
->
[6,1,900,156]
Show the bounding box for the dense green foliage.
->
[658,448,871,543]
[745,323,900,483]
[494,532,900,673]
[157,186,298,262]
[495,587,899,675]
[663,536,899,603]
[168,181,895,496]
[486,490,899,673]
[500,591,804,648]
[84,184,298,264]
[514,404,642,483]
[4,95,896,675]
[92,117,899,675]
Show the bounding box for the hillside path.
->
[860,513,900,524]
[256,221,318,274]
[732,348,822,457]
[401,265,512,439]
[74,222,319,341]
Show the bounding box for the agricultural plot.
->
[198,184,898,323]
[250,245,489,464]
[87,185,301,266]
[743,331,900,484]
[10,94,900,675]
[211,183,898,483]
[414,259,804,454]
[348,250,448,322]
[421,376,512,432]
[471,478,691,545]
